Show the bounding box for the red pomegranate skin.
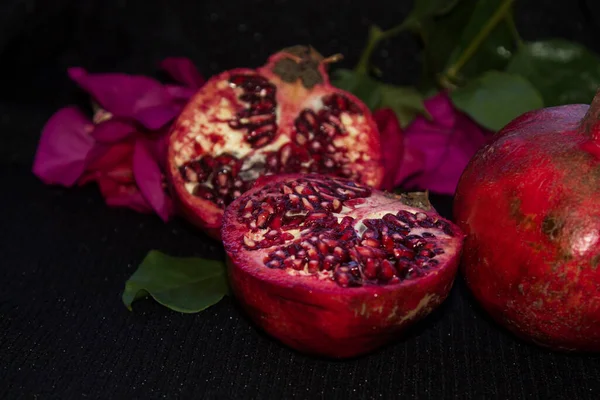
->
[166,46,384,240]
[222,174,464,358]
[453,97,600,351]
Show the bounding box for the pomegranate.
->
[221,173,464,358]
[453,90,600,351]
[167,46,384,239]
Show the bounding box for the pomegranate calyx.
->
[272,45,342,89]
[394,191,432,211]
[580,88,600,143]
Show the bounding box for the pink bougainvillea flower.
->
[376,92,490,195]
[32,106,96,187]
[68,67,180,130]
[160,57,206,89]
[32,57,206,221]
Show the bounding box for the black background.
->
[2,0,600,398]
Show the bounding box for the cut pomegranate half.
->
[167,46,384,239]
[222,173,464,358]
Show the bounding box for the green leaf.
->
[331,69,429,127]
[330,69,383,110]
[450,70,543,131]
[506,39,600,106]
[122,250,229,313]
[379,85,430,127]
[417,0,480,90]
[442,0,516,82]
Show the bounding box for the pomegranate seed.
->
[422,232,435,238]
[379,260,396,282]
[308,260,320,273]
[419,249,435,258]
[323,255,338,270]
[362,238,379,248]
[364,258,379,279]
[414,256,429,267]
[356,246,373,258]
[405,235,426,249]
[265,260,281,269]
[382,236,395,252]
[393,245,414,260]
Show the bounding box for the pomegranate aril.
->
[414,256,429,267]
[433,248,445,255]
[405,235,427,249]
[362,238,380,248]
[256,211,272,228]
[333,270,352,287]
[378,260,396,282]
[393,245,414,260]
[364,258,379,279]
[265,260,281,269]
[193,185,214,200]
[419,249,435,258]
[356,246,373,258]
[422,232,436,238]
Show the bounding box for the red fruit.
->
[453,90,600,351]
[167,46,384,239]
[221,173,464,358]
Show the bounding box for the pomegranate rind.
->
[454,103,600,352]
[166,48,384,240]
[222,173,464,358]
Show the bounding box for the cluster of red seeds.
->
[239,177,453,287]
[178,75,366,209]
[228,74,278,148]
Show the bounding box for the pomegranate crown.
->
[269,44,343,89]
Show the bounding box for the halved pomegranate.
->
[167,46,384,239]
[222,173,464,358]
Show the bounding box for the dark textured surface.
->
[2,0,600,399]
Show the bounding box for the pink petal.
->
[132,104,180,131]
[373,109,405,190]
[398,92,489,195]
[133,138,174,222]
[92,119,135,143]
[32,106,95,187]
[160,57,205,89]
[96,175,154,214]
[165,84,197,101]
[68,67,176,130]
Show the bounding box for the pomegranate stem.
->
[443,0,515,84]
[580,88,600,142]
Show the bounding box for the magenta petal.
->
[145,131,171,170]
[68,67,175,129]
[133,104,180,131]
[133,138,174,222]
[373,109,405,190]
[165,84,197,101]
[160,57,205,89]
[103,186,154,214]
[397,92,489,195]
[32,106,95,187]
[92,119,135,143]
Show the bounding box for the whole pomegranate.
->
[222,173,464,358]
[454,92,600,351]
[167,46,384,239]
